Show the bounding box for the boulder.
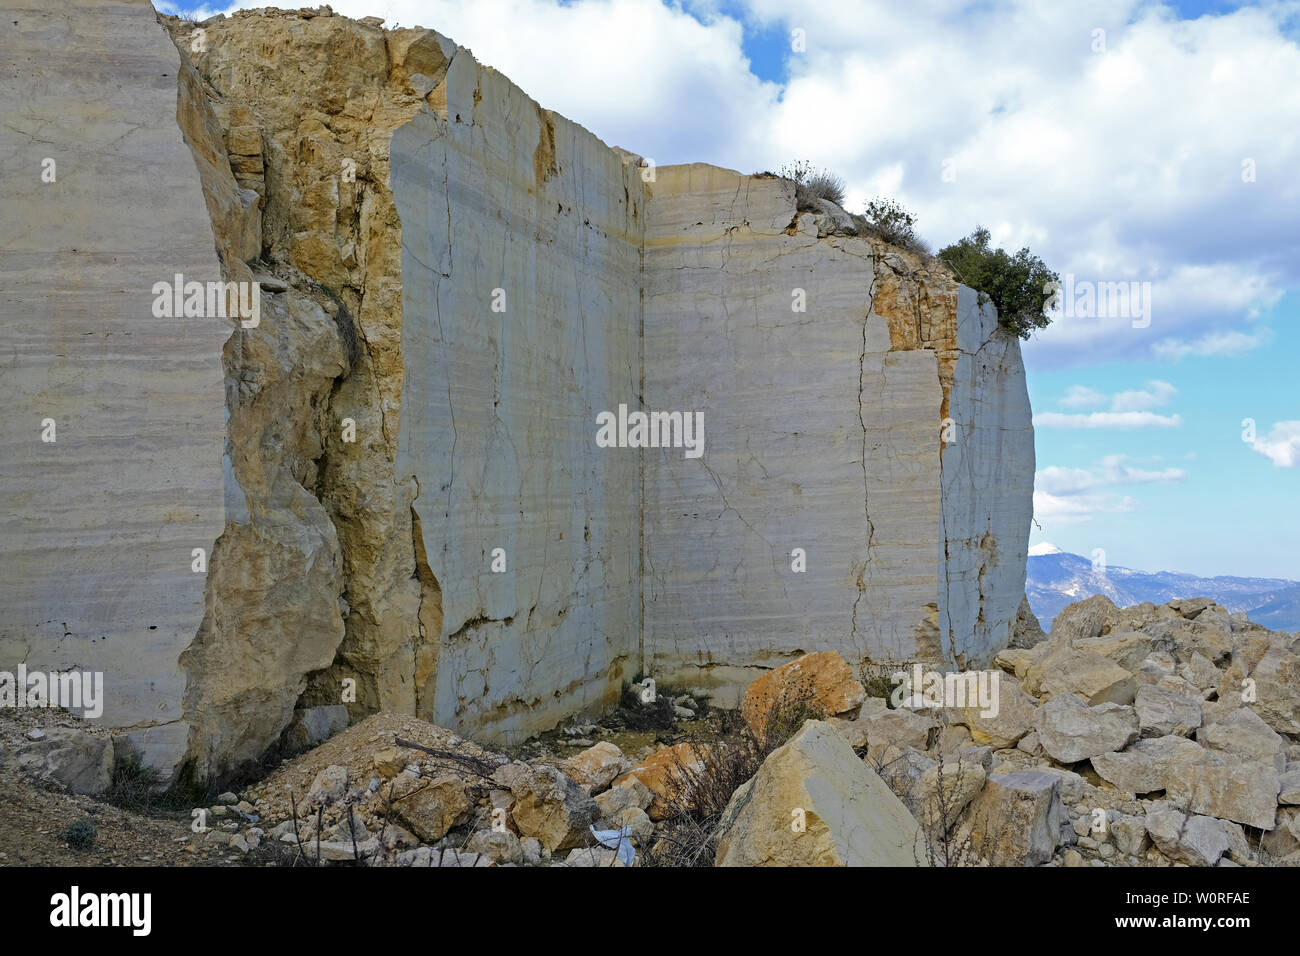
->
[596,776,653,816]
[1036,766,1087,805]
[1050,594,1120,645]
[715,720,926,866]
[389,772,474,842]
[937,724,974,753]
[1135,684,1202,738]
[1145,805,1229,866]
[1034,695,1139,764]
[306,764,350,806]
[561,847,625,867]
[1197,706,1284,764]
[740,651,866,740]
[604,805,654,844]
[1279,768,1300,805]
[810,197,858,235]
[1138,651,1177,681]
[489,761,532,791]
[872,746,939,798]
[1250,645,1300,735]
[612,742,709,821]
[466,828,523,864]
[1167,759,1279,830]
[509,765,598,851]
[1109,812,1150,857]
[861,707,939,760]
[1073,631,1155,673]
[967,770,1068,866]
[951,676,1037,751]
[559,741,628,792]
[910,757,987,835]
[1261,807,1300,859]
[994,647,1040,679]
[371,748,407,777]
[1177,652,1221,691]
[312,838,381,862]
[1009,596,1047,649]
[1032,648,1136,705]
[1090,735,1206,794]
[15,727,115,795]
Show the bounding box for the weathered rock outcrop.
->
[0,3,1034,779]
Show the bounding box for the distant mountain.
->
[1025,546,1300,633]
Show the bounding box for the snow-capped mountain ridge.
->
[1026,550,1300,633]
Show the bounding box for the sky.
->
[158,0,1300,579]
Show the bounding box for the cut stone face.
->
[0,4,1035,779]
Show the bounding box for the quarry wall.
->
[0,2,1033,779]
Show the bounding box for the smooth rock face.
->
[0,0,230,777]
[715,720,927,866]
[285,705,351,751]
[391,56,644,743]
[642,166,1033,697]
[2,5,1035,777]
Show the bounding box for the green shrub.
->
[860,197,927,253]
[60,818,98,850]
[937,227,1059,339]
[104,753,166,813]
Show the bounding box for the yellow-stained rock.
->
[741,652,866,740]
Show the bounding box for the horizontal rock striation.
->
[0,2,1033,779]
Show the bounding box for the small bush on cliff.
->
[860,197,925,251]
[777,160,847,208]
[937,227,1059,339]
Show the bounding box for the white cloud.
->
[1109,380,1176,413]
[1035,466,1101,496]
[1035,411,1183,429]
[1034,454,1184,525]
[1099,454,1186,484]
[1249,421,1300,468]
[1152,327,1274,362]
[1033,490,1136,525]
[180,0,1299,367]
[1042,381,1182,428]
[1060,385,1107,409]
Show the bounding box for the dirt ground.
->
[0,685,723,868]
[0,774,255,867]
